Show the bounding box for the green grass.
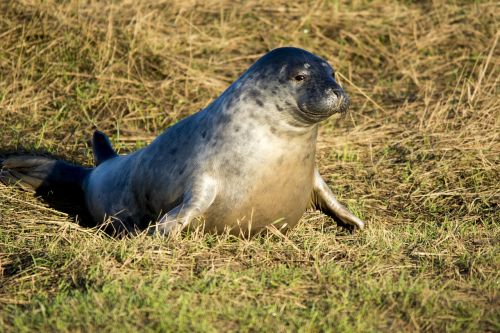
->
[1,0,499,332]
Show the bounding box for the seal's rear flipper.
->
[92,131,118,166]
[0,155,95,227]
[0,155,91,193]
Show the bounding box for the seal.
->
[0,47,365,236]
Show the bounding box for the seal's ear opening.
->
[92,131,118,166]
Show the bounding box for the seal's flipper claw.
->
[92,130,118,166]
[311,169,365,230]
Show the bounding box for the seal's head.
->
[243,47,349,126]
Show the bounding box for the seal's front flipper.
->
[92,130,118,166]
[311,169,365,230]
[151,175,218,236]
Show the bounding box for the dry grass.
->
[0,0,499,332]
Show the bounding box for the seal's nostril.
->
[326,87,342,98]
[326,87,337,96]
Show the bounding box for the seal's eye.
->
[294,75,306,82]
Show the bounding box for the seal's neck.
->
[208,82,318,137]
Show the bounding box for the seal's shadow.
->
[0,148,98,229]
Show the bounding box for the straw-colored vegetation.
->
[0,0,498,331]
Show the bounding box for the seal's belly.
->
[203,161,315,235]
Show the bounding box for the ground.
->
[0,0,498,332]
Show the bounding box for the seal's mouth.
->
[297,94,350,124]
